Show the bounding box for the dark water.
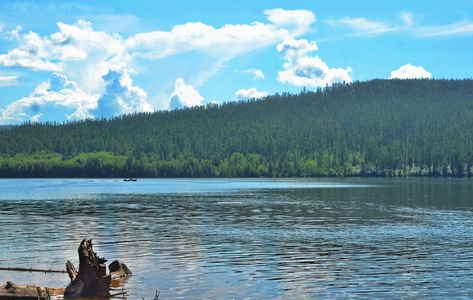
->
[1,178,473,299]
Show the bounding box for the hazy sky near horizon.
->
[0,0,472,124]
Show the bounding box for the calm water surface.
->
[1,178,473,299]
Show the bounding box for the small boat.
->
[124,178,137,182]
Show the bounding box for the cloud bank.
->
[0,9,317,124]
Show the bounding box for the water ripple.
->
[1,178,473,299]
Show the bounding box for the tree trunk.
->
[64,238,111,299]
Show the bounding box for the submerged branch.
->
[0,267,67,274]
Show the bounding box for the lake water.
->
[1,178,473,299]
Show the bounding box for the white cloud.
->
[30,113,43,122]
[244,68,265,80]
[0,48,61,71]
[0,19,126,79]
[389,63,432,79]
[0,73,98,124]
[235,87,269,101]
[0,24,21,40]
[48,72,78,91]
[2,25,22,40]
[326,12,473,39]
[51,20,124,61]
[9,25,22,40]
[0,68,154,124]
[328,17,393,36]
[0,30,61,71]
[125,8,315,62]
[277,38,352,87]
[0,75,18,86]
[414,20,473,37]
[277,38,319,58]
[92,65,153,118]
[0,10,318,122]
[264,8,316,36]
[326,12,413,37]
[400,12,414,27]
[0,75,18,82]
[0,20,120,72]
[47,20,129,94]
[168,78,204,109]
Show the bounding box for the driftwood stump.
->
[109,260,133,279]
[64,238,111,299]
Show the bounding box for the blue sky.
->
[0,0,472,124]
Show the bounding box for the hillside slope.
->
[1,79,472,177]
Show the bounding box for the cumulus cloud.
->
[0,30,61,71]
[244,68,265,80]
[326,12,413,37]
[0,67,155,124]
[235,87,269,101]
[389,63,432,79]
[0,73,98,124]
[264,8,316,36]
[92,66,153,118]
[48,72,78,91]
[49,20,128,93]
[277,38,352,87]
[0,19,126,80]
[50,20,124,61]
[168,78,205,109]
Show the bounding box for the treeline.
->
[1,79,472,178]
[0,150,366,178]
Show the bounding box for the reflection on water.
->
[1,178,473,299]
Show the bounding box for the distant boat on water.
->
[124,178,137,182]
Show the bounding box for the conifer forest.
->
[1,79,472,178]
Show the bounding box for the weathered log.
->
[64,238,111,299]
[0,281,64,300]
[109,260,132,280]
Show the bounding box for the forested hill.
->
[1,79,473,178]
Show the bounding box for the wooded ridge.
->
[1,79,472,177]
